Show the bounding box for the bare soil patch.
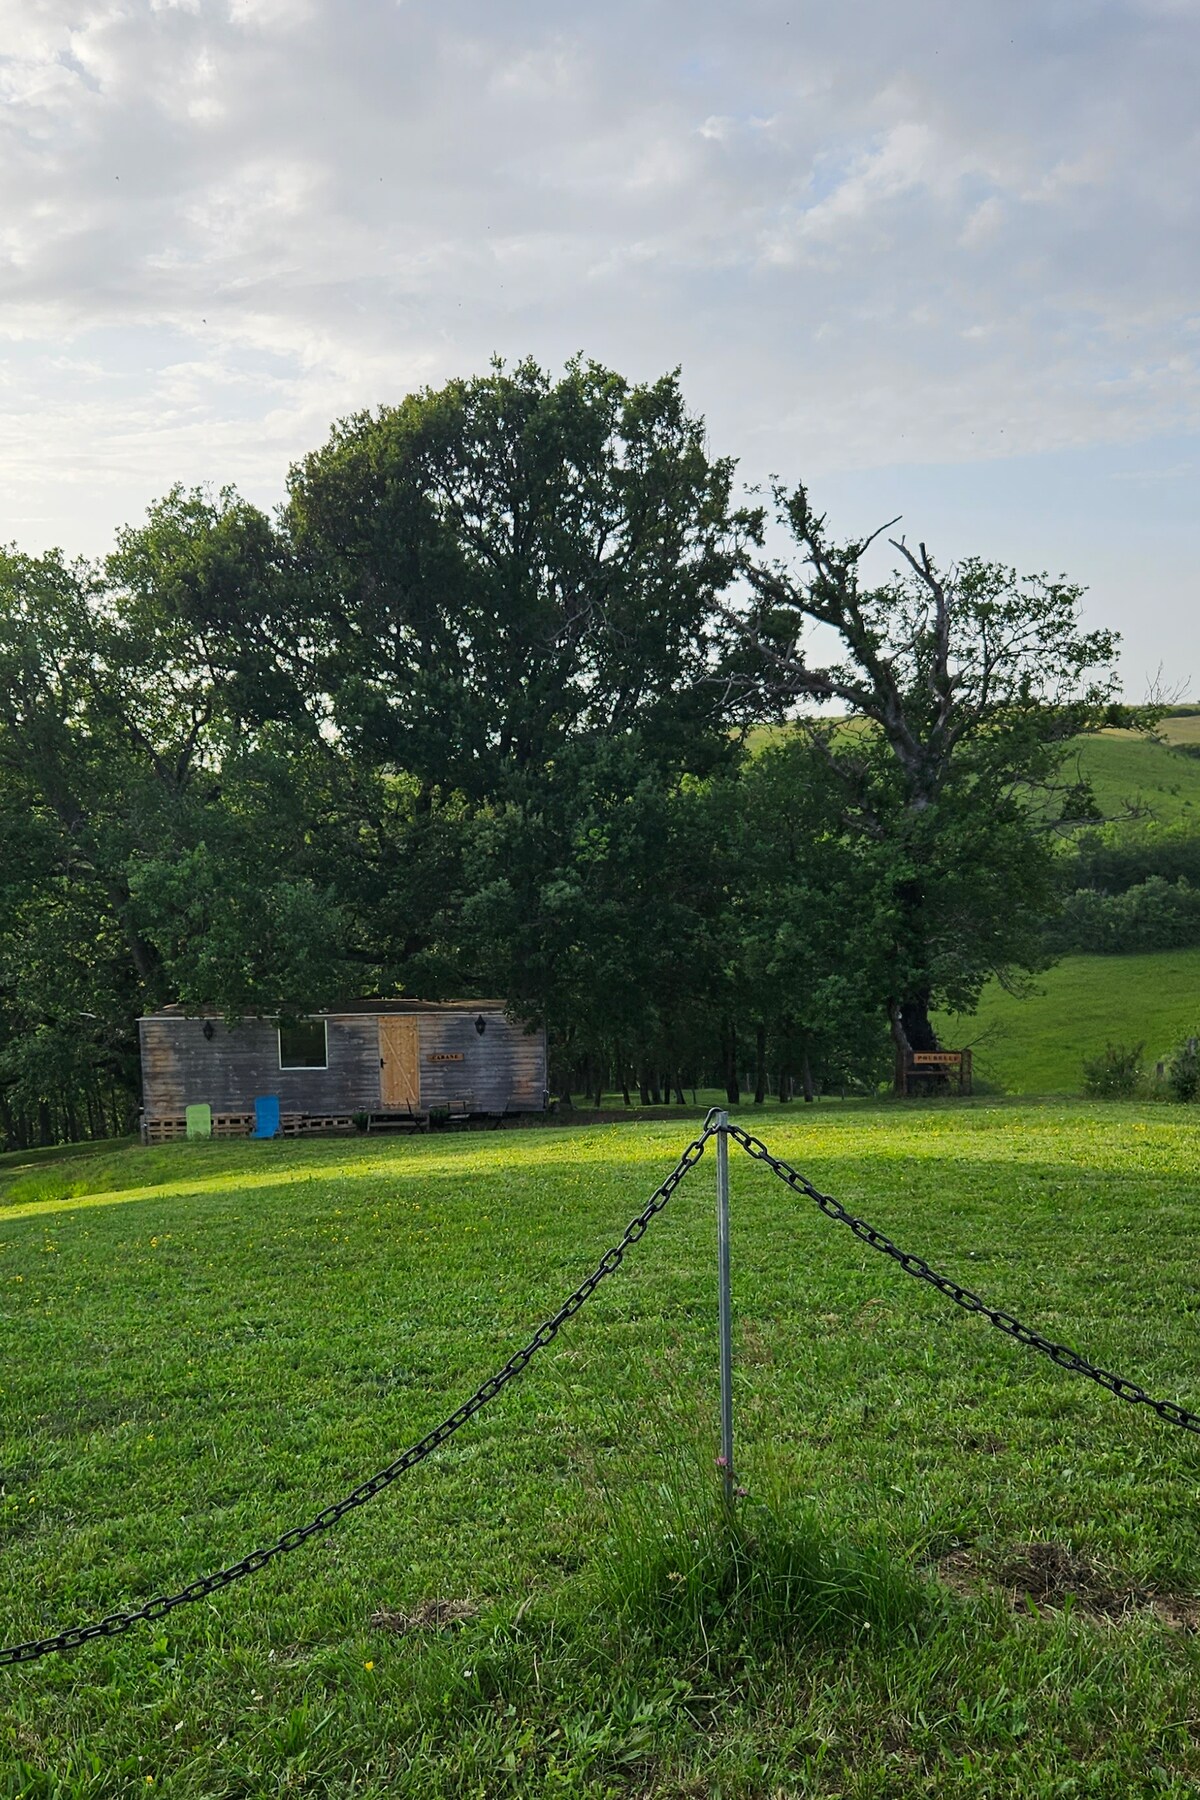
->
[370,1597,480,1635]
[937,1542,1200,1629]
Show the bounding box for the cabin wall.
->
[416,1012,545,1112]
[138,1016,381,1114]
[139,1010,547,1116]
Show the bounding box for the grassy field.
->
[935,948,1200,1096]
[4,1106,1200,1796]
[1068,731,1200,828]
[1158,715,1200,750]
[746,716,1200,829]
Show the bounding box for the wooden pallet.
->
[145,1111,356,1142]
[212,1112,253,1136]
[143,1112,253,1142]
[143,1115,187,1144]
[280,1113,355,1136]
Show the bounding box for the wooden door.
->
[378,1017,420,1111]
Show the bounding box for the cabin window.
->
[278,1019,327,1070]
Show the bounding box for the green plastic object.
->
[185,1103,212,1141]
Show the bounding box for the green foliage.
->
[1051,875,1200,954]
[1166,1035,1199,1103]
[287,357,755,798]
[740,494,1120,1059]
[1062,821,1200,895]
[1,365,1186,1146]
[1081,1040,1145,1098]
[717,737,893,1093]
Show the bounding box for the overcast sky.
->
[2,0,1196,694]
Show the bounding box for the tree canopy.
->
[739,487,1122,1058]
[0,361,1139,1145]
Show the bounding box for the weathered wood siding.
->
[414,1012,545,1112]
[139,1008,546,1116]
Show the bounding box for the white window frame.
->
[278,1018,328,1071]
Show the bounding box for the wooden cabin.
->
[138,1000,547,1141]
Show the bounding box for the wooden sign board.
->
[896,1045,973,1097]
[428,1052,465,1063]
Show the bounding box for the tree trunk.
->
[754,1025,767,1105]
[720,1019,740,1105]
[890,995,939,1094]
[800,1051,815,1103]
[901,995,938,1052]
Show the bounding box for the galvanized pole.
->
[714,1108,735,1505]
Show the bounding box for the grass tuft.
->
[596,1456,930,1657]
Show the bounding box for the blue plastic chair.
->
[253,1095,281,1139]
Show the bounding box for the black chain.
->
[0,1129,712,1668]
[728,1122,1200,1439]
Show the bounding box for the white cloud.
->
[0,0,1195,672]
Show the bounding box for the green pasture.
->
[1070,731,1200,827]
[3,1105,1200,1796]
[936,948,1200,1096]
[747,716,1200,832]
[1158,714,1200,749]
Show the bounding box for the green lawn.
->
[4,1107,1200,1796]
[936,949,1200,1095]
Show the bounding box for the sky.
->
[1,0,1197,696]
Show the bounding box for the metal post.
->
[714,1108,735,1505]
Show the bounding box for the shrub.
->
[1064,825,1200,897]
[1049,876,1200,954]
[1082,1041,1145,1098]
[1167,1036,1200,1103]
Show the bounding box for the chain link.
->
[728,1122,1200,1439]
[0,1129,713,1668]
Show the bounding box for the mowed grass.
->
[936,949,1200,1096]
[3,1106,1200,1797]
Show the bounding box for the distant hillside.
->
[1065,727,1200,830]
[747,712,1200,833]
[935,949,1200,1095]
[1158,709,1200,748]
